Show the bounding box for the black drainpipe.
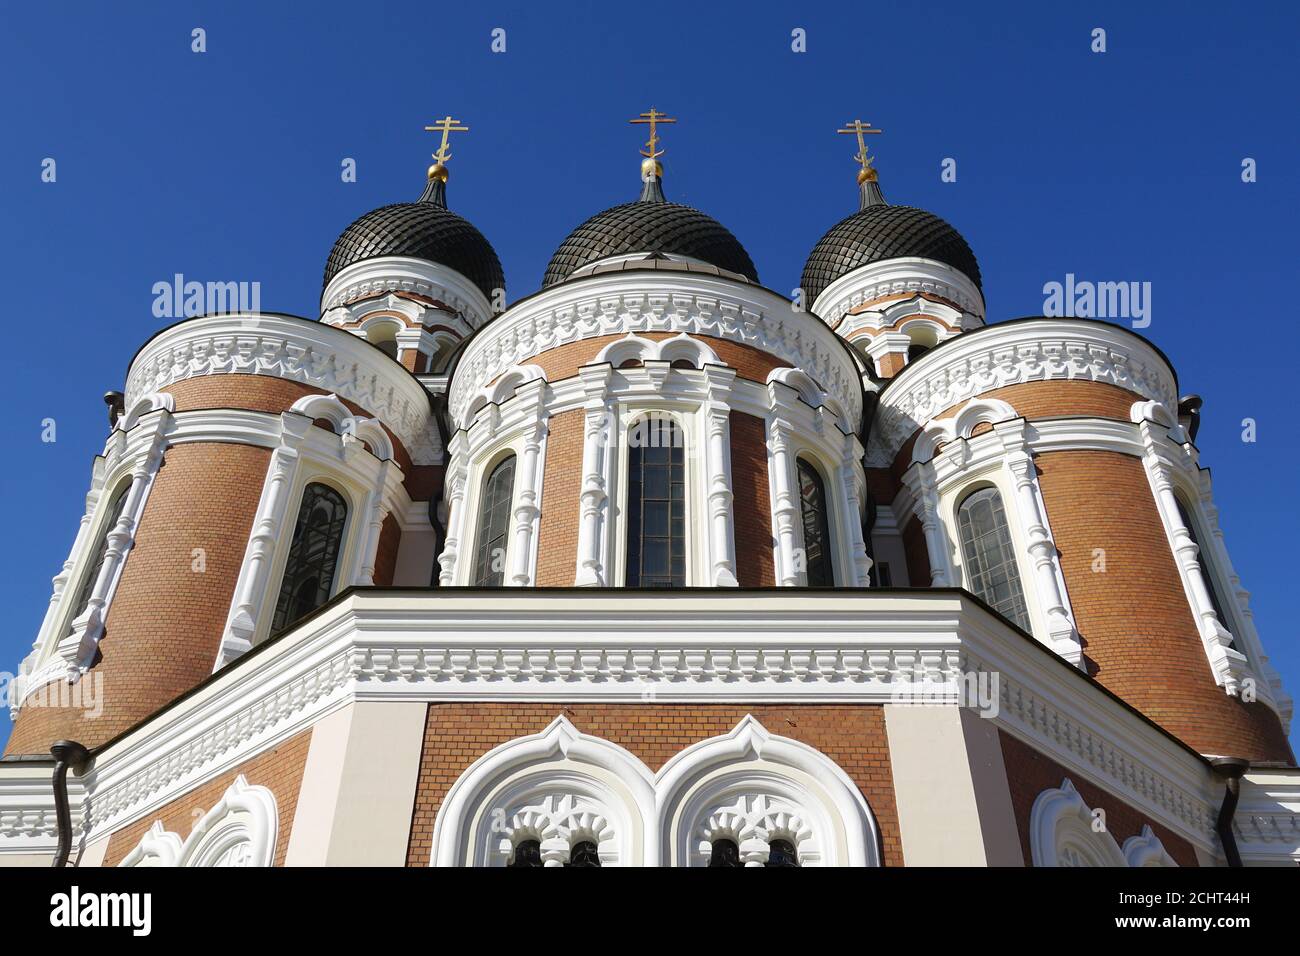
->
[1209,756,1250,868]
[50,740,90,868]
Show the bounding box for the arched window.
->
[472,455,516,587]
[1174,496,1235,647]
[956,487,1030,631]
[797,458,834,586]
[566,841,601,867]
[766,839,799,867]
[271,483,348,633]
[65,483,132,633]
[626,416,685,588]
[708,838,742,868]
[507,839,542,868]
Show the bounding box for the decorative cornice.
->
[0,589,1243,856]
[812,257,986,328]
[870,319,1177,467]
[448,271,862,433]
[320,256,495,329]
[125,313,441,464]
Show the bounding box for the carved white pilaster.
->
[766,418,800,587]
[55,399,173,681]
[901,464,954,587]
[1132,402,1251,697]
[575,366,614,587]
[702,367,739,587]
[218,422,308,666]
[994,421,1082,665]
[510,381,549,588]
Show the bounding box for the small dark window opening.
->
[618,358,642,369]
[271,483,348,633]
[765,839,799,867]
[907,343,931,362]
[670,358,696,370]
[797,458,834,586]
[566,841,601,867]
[508,839,542,868]
[875,561,893,587]
[708,838,742,867]
[472,455,516,587]
[626,416,686,587]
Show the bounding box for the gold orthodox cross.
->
[424,115,469,164]
[837,119,883,173]
[630,108,677,159]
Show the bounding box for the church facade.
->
[1,115,1297,868]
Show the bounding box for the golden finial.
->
[630,108,677,179]
[838,119,883,183]
[423,115,469,181]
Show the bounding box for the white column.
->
[510,381,549,587]
[903,464,953,587]
[996,423,1082,664]
[216,417,309,668]
[353,458,394,587]
[57,423,168,679]
[767,417,800,586]
[575,366,613,587]
[702,367,739,587]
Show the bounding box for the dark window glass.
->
[907,342,931,362]
[956,487,1031,631]
[1176,497,1235,648]
[797,459,834,586]
[708,838,742,867]
[626,416,685,588]
[271,483,348,633]
[765,839,799,867]
[66,484,132,633]
[508,839,542,868]
[566,841,601,867]
[472,455,516,587]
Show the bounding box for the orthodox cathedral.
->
[1,113,1296,868]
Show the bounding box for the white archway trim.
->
[430,715,657,867]
[430,714,881,867]
[1123,824,1179,867]
[120,775,277,868]
[595,332,721,370]
[119,820,183,868]
[910,397,1018,466]
[657,715,881,867]
[1029,778,1128,867]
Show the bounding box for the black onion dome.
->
[323,177,505,301]
[542,174,758,287]
[801,186,981,305]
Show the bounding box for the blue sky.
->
[1,0,1296,750]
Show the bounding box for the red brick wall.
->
[6,442,270,754]
[998,730,1200,866]
[405,703,902,866]
[1036,450,1292,762]
[101,729,312,867]
[534,409,584,586]
[729,411,775,586]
